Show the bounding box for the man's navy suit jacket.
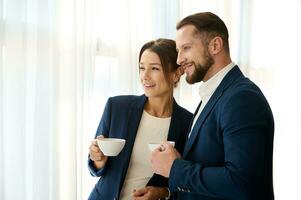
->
[169,66,274,200]
[88,95,192,200]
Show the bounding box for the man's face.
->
[176,25,214,84]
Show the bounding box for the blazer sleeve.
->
[88,98,112,177]
[169,89,273,199]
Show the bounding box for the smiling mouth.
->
[182,63,193,70]
[144,84,155,88]
[182,63,193,73]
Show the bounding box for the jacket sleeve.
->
[88,156,107,177]
[168,90,273,199]
[87,98,112,177]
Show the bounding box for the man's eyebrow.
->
[177,42,193,50]
[182,42,193,46]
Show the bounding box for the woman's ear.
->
[173,67,183,86]
[178,66,184,76]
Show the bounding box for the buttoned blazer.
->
[169,66,274,200]
[88,94,192,200]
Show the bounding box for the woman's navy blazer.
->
[88,94,192,200]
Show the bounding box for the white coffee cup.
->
[95,138,126,156]
[148,141,175,152]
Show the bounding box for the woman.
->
[88,39,192,200]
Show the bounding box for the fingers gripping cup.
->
[148,141,175,152]
[95,138,126,156]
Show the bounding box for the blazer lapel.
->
[166,100,179,141]
[124,95,146,148]
[183,88,224,157]
[118,95,146,193]
[183,66,244,157]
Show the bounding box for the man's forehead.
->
[176,25,198,36]
[176,25,202,46]
[176,29,195,44]
[176,25,198,40]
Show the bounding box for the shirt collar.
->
[199,62,236,99]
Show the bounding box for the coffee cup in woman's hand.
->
[89,135,108,163]
[95,137,126,156]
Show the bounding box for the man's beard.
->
[186,51,214,84]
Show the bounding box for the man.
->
[151,12,274,200]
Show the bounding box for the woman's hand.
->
[89,135,108,169]
[132,186,169,200]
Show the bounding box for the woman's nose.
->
[141,69,150,80]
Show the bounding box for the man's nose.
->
[177,51,184,65]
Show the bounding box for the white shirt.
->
[188,62,236,138]
[119,110,171,199]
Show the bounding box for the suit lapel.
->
[183,88,224,157]
[183,66,244,157]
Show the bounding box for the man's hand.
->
[132,186,169,200]
[150,141,181,177]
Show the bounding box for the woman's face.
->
[139,50,173,98]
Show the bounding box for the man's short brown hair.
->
[177,12,229,53]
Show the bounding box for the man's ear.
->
[209,36,223,55]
